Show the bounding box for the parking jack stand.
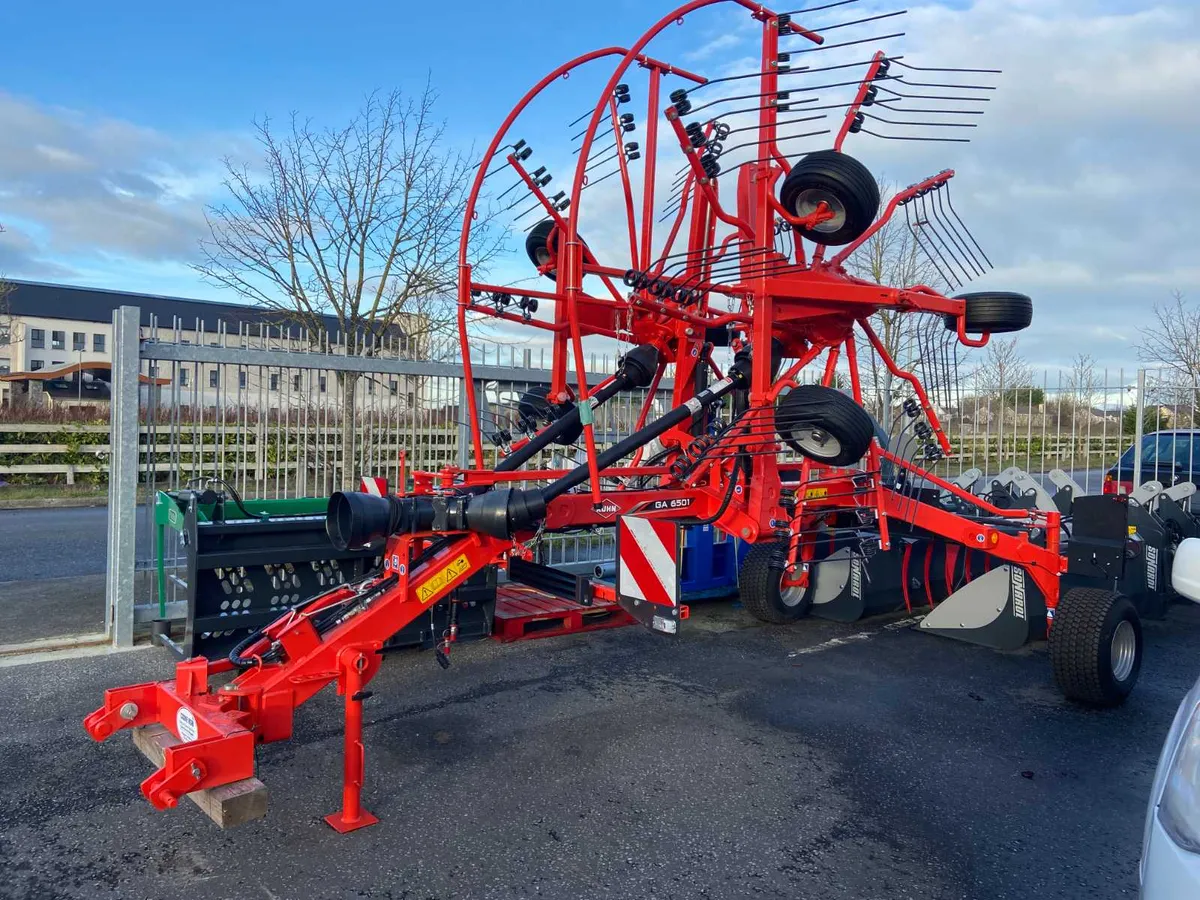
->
[324,649,379,833]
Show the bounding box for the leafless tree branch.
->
[846,179,953,422]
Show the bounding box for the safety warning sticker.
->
[417,553,472,604]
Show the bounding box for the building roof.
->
[0,360,169,386]
[3,279,405,340]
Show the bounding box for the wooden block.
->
[132,724,268,828]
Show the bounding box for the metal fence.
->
[99,306,676,644]
[86,302,1200,650]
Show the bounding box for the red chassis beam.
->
[84,532,508,812]
[794,464,1066,609]
[81,479,739,821]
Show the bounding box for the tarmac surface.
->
[0,508,116,643]
[2,600,1198,900]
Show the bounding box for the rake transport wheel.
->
[775,385,876,466]
[1049,587,1143,707]
[944,291,1033,334]
[740,542,813,624]
[525,219,560,279]
[778,150,881,246]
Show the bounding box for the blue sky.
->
[1,0,1198,370]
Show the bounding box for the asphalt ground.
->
[0,508,117,643]
[0,507,110,582]
[2,599,1198,900]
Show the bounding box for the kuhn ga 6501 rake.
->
[86,0,1135,831]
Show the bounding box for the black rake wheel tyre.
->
[943,291,1033,335]
[1049,587,1143,707]
[525,219,560,280]
[778,150,880,246]
[739,542,813,624]
[775,385,876,466]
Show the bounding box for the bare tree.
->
[1065,352,1098,402]
[195,85,501,487]
[1133,290,1200,427]
[1137,291,1200,379]
[1053,351,1099,424]
[974,336,1033,398]
[846,180,952,423]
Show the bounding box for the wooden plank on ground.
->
[132,724,267,828]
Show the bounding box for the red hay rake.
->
[85,0,1060,831]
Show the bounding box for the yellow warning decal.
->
[417,554,472,604]
[804,487,830,500]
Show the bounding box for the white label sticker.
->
[1010,567,1026,621]
[176,707,199,743]
[685,397,704,415]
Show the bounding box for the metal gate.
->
[104,305,672,646]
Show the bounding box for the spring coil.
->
[669,434,719,481]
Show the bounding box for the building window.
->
[209,370,219,389]
[0,325,10,346]
[319,376,327,393]
[30,360,44,371]
[269,373,279,391]
[93,334,105,353]
[0,361,9,376]
[239,371,247,390]
[31,329,45,349]
[73,332,86,351]
[292,374,301,391]
[389,380,398,396]
[51,331,65,350]
[179,368,190,387]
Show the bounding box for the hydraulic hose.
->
[496,344,660,473]
[540,354,751,505]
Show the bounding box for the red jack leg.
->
[324,648,379,833]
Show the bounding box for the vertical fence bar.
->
[1133,368,1146,490]
[106,306,140,648]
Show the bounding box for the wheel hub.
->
[796,426,842,460]
[792,188,847,233]
[1110,620,1137,682]
[779,571,808,607]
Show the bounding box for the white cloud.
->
[0,92,243,275]
[684,33,743,62]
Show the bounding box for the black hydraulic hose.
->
[540,360,751,505]
[496,376,627,473]
[497,344,661,474]
[694,461,744,527]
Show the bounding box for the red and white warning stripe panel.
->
[360,476,388,496]
[617,514,680,612]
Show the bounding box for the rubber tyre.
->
[739,542,812,624]
[778,150,880,246]
[775,385,875,466]
[1049,587,1143,707]
[525,219,559,281]
[943,291,1033,335]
